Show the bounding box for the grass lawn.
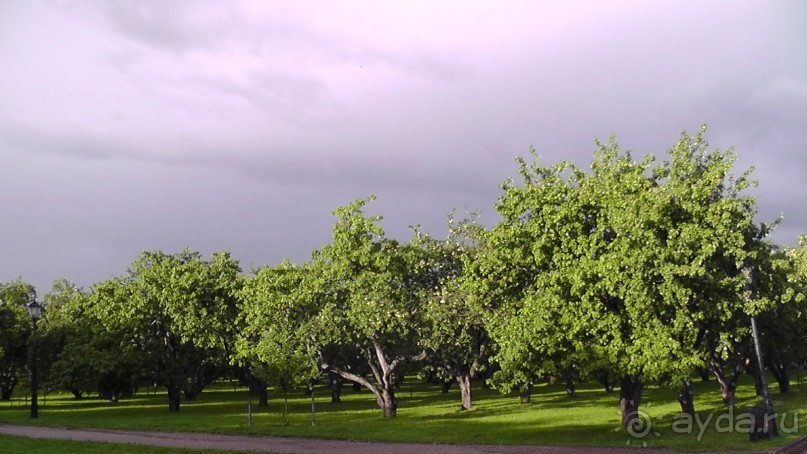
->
[1,375,805,452]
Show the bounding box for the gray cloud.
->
[1,0,805,293]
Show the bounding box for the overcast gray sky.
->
[1,0,805,293]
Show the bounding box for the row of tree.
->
[2,128,806,429]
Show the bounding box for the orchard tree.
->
[418,213,492,410]
[40,278,99,398]
[92,249,242,411]
[236,260,320,411]
[758,237,807,393]
[81,278,150,401]
[312,197,427,417]
[483,127,770,427]
[0,280,33,400]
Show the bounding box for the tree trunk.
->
[0,376,17,401]
[520,383,533,404]
[329,371,343,403]
[710,356,744,408]
[564,368,576,398]
[183,389,199,401]
[619,375,644,429]
[677,381,695,416]
[596,370,616,393]
[769,362,790,394]
[257,386,269,407]
[716,378,737,407]
[777,377,791,394]
[381,388,397,417]
[696,367,710,382]
[167,384,181,412]
[322,338,426,418]
[749,365,764,397]
[457,374,472,410]
[352,381,362,392]
[282,391,289,425]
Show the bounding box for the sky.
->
[1,0,806,293]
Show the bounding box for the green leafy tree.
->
[236,260,320,413]
[482,127,769,427]
[418,213,491,410]
[758,237,807,393]
[42,278,148,401]
[92,249,242,411]
[40,278,94,398]
[0,280,33,400]
[312,197,427,417]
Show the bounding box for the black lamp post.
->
[26,289,41,419]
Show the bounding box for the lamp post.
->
[744,266,777,439]
[26,289,42,419]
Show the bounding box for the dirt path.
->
[0,424,769,453]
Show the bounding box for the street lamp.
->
[26,289,41,419]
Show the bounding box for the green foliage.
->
[41,278,146,400]
[90,249,242,409]
[303,197,433,415]
[3,126,807,444]
[236,260,320,393]
[417,212,491,408]
[484,127,771,401]
[0,280,34,400]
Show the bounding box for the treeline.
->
[1,128,806,428]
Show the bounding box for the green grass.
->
[0,433,240,453]
[2,376,806,452]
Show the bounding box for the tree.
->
[312,197,427,417]
[40,278,98,399]
[0,280,33,400]
[481,127,769,427]
[418,213,491,410]
[91,249,242,411]
[80,278,150,401]
[236,260,320,414]
[758,237,807,393]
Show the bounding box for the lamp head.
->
[26,289,41,321]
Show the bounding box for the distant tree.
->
[418,213,491,410]
[236,260,320,413]
[40,278,97,398]
[0,280,33,400]
[92,249,242,411]
[79,278,150,401]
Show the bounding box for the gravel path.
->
[0,424,771,453]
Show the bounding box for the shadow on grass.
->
[0,376,803,452]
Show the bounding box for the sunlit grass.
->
[2,375,806,452]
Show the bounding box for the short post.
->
[247,401,252,428]
[310,390,316,426]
